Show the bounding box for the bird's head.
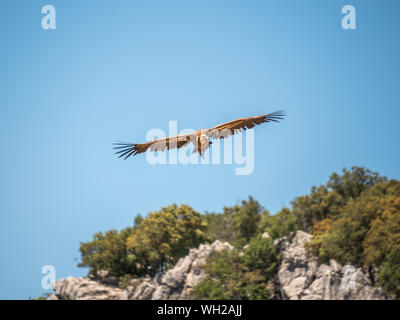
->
[199,134,209,143]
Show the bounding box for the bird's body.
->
[194,132,212,156]
[114,111,285,159]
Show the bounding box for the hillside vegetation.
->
[78,167,400,299]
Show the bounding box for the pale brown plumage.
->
[114,111,285,159]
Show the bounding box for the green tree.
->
[78,227,136,278]
[126,204,206,275]
[202,197,264,245]
[327,167,386,200]
[242,235,280,278]
[363,197,400,297]
[258,207,300,239]
[308,180,400,265]
[233,197,263,242]
[307,197,382,265]
[305,179,400,299]
[292,167,386,232]
[202,212,234,243]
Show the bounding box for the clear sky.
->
[0,0,399,299]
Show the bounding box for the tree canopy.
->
[126,204,206,274]
[79,204,206,278]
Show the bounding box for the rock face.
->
[50,232,388,300]
[51,240,232,300]
[52,276,122,300]
[277,231,387,300]
[120,240,233,300]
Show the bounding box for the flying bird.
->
[114,111,285,159]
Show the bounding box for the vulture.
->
[114,111,285,159]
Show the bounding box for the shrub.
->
[192,235,279,300]
[126,204,207,275]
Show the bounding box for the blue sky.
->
[0,0,399,299]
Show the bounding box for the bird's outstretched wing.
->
[113,133,196,160]
[208,111,285,139]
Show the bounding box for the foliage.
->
[126,204,207,275]
[307,181,400,261]
[363,197,400,297]
[306,178,400,298]
[292,167,386,232]
[232,197,263,242]
[30,292,52,300]
[258,207,301,239]
[78,227,136,278]
[192,235,279,300]
[307,197,381,265]
[203,197,265,245]
[242,235,280,278]
[202,212,235,243]
[79,204,206,278]
[118,274,135,289]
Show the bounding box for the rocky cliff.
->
[276,231,387,300]
[49,240,232,300]
[48,231,388,300]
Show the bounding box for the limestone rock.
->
[49,232,389,300]
[277,231,387,300]
[127,240,233,300]
[53,276,122,300]
[130,277,157,300]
